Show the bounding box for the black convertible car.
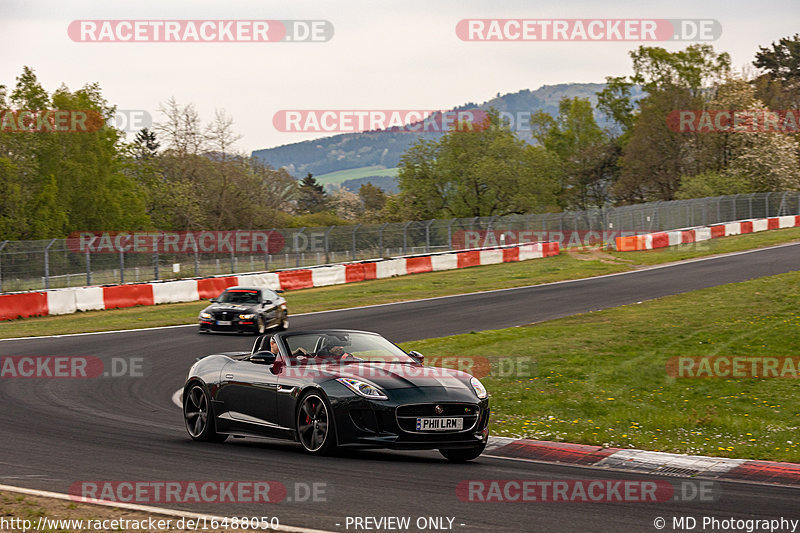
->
[182,329,490,461]
[198,286,288,335]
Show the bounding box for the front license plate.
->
[416,417,463,431]
[216,320,232,326]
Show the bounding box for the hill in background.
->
[252,82,640,191]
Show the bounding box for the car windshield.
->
[217,289,260,304]
[283,332,415,364]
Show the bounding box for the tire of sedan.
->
[255,316,266,335]
[184,383,227,443]
[296,391,336,455]
[439,443,487,462]
[278,314,289,331]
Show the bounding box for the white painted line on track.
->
[172,389,182,408]
[0,483,337,533]
[2,241,798,342]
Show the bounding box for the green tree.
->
[532,97,616,209]
[397,110,560,218]
[753,34,800,110]
[296,173,328,214]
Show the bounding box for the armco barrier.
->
[405,256,432,274]
[0,292,48,320]
[310,265,346,288]
[615,217,800,251]
[431,253,458,271]
[46,289,78,316]
[152,279,199,305]
[0,241,559,321]
[278,269,313,291]
[74,286,104,311]
[103,284,155,310]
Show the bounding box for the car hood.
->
[311,362,474,391]
[202,302,258,313]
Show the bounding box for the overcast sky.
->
[1,0,797,154]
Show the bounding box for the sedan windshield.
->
[283,332,415,364]
[217,290,260,304]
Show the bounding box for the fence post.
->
[295,228,305,267]
[0,240,7,293]
[153,233,161,281]
[352,224,360,261]
[324,226,334,264]
[194,245,199,277]
[41,239,57,290]
[84,236,95,286]
[264,229,275,271]
[231,230,237,273]
[119,249,125,284]
[379,223,388,258]
[402,221,412,255]
[447,219,455,250]
[425,220,433,253]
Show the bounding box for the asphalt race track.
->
[1,243,799,532]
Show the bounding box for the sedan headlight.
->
[470,377,488,399]
[239,313,255,319]
[200,312,212,319]
[336,378,388,400]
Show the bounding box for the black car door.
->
[218,358,280,433]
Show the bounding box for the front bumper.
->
[330,387,490,450]
[199,319,258,333]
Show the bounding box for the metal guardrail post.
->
[379,223,388,257]
[0,240,7,293]
[447,219,455,251]
[295,228,305,267]
[231,230,237,273]
[43,239,56,290]
[84,236,95,286]
[153,233,161,281]
[402,221,411,255]
[324,226,334,264]
[351,224,360,261]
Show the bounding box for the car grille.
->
[395,403,479,433]
[213,311,236,321]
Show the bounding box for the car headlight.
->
[470,377,488,399]
[336,378,388,400]
[200,312,212,319]
[239,313,255,319]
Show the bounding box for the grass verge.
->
[402,270,800,462]
[1,227,799,340]
[0,490,197,532]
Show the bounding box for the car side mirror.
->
[263,299,272,305]
[210,298,217,303]
[250,351,276,365]
[408,351,425,363]
[275,289,284,294]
